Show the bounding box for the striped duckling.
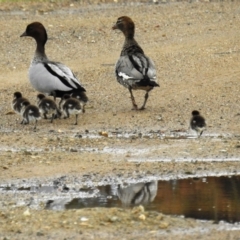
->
[20,100,41,130]
[37,93,61,123]
[12,92,29,116]
[59,94,82,125]
[112,16,159,110]
[190,110,206,138]
[20,22,87,100]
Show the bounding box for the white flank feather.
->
[118,72,133,80]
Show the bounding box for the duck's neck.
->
[121,37,144,56]
[34,40,48,62]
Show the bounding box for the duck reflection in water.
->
[117,181,158,206]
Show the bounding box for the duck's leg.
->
[128,87,138,110]
[50,113,54,123]
[58,99,63,109]
[43,113,48,119]
[66,109,70,119]
[198,129,204,138]
[63,109,69,119]
[24,116,29,125]
[82,103,85,113]
[34,120,38,130]
[51,91,57,101]
[74,114,78,125]
[56,108,62,118]
[139,89,151,110]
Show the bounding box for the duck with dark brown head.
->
[112,16,159,110]
[20,22,87,100]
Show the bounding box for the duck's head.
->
[192,110,200,116]
[21,22,48,46]
[62,94,71,100]
[37,93,46,100]
[112,16,135,39]
[21,100,30,108]
[13,91,23,99]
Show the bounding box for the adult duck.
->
[112,16,159,110]
[20,22,87,100]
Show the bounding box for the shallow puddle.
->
[1,175,240,223]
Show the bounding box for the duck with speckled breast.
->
[112,16,159,110]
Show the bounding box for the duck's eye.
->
[117,18,123,24]
[26,26,32,33]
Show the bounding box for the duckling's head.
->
[37,93,46,100]
[13,91,23,99]
[192,110,200,116]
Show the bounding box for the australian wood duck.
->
[20,22,87,100]
[12,92,29,115]
[20,100,41,130]
[112,16,159,110]
[59,94,82,125]
[37,93,61,123]
[71,91,88,113]
[190,110,206,138]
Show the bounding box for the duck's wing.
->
[43,61,85,90]
[115,54,156,82]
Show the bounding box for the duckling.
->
[190,110,206,138]
[71,91,88,113]
[37,93,61,123]
[20,100,41,130]
[20,22,87,100]
[12,91,29,115]
[112,16,159,110]
[59,94,82,125]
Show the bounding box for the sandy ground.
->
[0,0,240,239]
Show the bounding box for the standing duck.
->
[20,22,87,100]
[112,16,159,110]
[12,92,29,115]
[71,91,88,113]
[36,93,61,123]
[20,100,41,130]
[59,94,82,125]
[190,110,206,138]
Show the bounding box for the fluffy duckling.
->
[112,16,159,110]
[20,100,41,130]
[59,94,82,125]
[37,93,61,123]
[190,110,206,138]
[20,22,87,100]
[71,91,88,113]
[12,92,29,115]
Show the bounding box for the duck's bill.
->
[112,24,118,30]
[20,31,27,37]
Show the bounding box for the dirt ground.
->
[0,0,240,239]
